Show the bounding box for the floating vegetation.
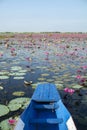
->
[11,66,22,71]
[13,76,24,79]
[18,70,27,73]
[14,72,26,76]
[0,71,9,75]
[71,85,83,89]
[0,119,11,130]
[0,33,87,129]
[8,97,30,110]
[0,105,9,117]
[12,91,25,96]
[46,79,54,82]
[41,73,49,77]
[0,86,3,90]
[55,83,64,89]
[8,103,21,111]
[0,76,9,79]
[38,77,46,81]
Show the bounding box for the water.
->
[0,33,87,129]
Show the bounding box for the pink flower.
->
[64,88,75,95]
[45,52,49,56]
[76,75,82,79]
[81,65,87,70]
[0,53,3,57]
[80,78,86,83]
[8,119,16,125]
[68,88,75,95]
[77,69,81,73]
[64,87,69,93]
[11,48,15,51]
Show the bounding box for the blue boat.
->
[14,83,77,130]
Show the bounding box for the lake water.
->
[0,33,87,130]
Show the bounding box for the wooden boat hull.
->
[14,83,77,130]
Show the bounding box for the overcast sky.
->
[0,0,87,32]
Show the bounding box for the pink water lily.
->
[64,88,75,95]
[8,119,16,125]
[45,52,49,56]
[81,65,87,70]
[68,88,75,95]
[64,87,69,93]
[76,75,82,79]
[0,53,3,57]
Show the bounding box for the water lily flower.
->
[0,53,3,57]
[11,48,15,51]
[25,57,32,61]
[68,88,75,95]
[64,88,75,95]
[45,52,49,56]
[76,75,82,79]
[64,87,69,93]
[77,69,82,73]
[81,65,87,70]
[8,119,16,125]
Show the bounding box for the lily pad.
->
[0,71,9,75]
[72,85,83,89]
[0,86,3,90]
[0,104,9,117]
[13,77,24,79]
[11,66,22,71]
[8,97,30,110]
[0,119,11,130]
[18,70,27,73]
[14,72,26,76]
[55,83,64,89]
[41,73,49,77]
[12,91,25,96]
[0,76,9,79]
[38,77,46,81]
[8,103,21,111]
[46,79,54,82]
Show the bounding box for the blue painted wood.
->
[32,83,60,102]
[30,118,63,124]
[34,103,59,109]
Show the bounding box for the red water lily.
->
[8,119,16,125]
[76,75,82,79]
[64,88,75,95]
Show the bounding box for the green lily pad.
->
[38,78,46,81]
[18,70,27,73]
[0,104,9,117]
[0,86,3,90]
[0,76,9,79]
[0,71,9,75]
[11,66,22,71]
[41,73,49,77]
[12,91,25,96]
[32,82,47,89]
[46,79,54,82]
[14,72,26,76]
[8,103,21,111]
[55,83,64,89]
[0,119,11,130]
[13,77,24,79]
[8,97,30,110]
[72,85,83,89]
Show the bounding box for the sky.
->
[0,0,87,32]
